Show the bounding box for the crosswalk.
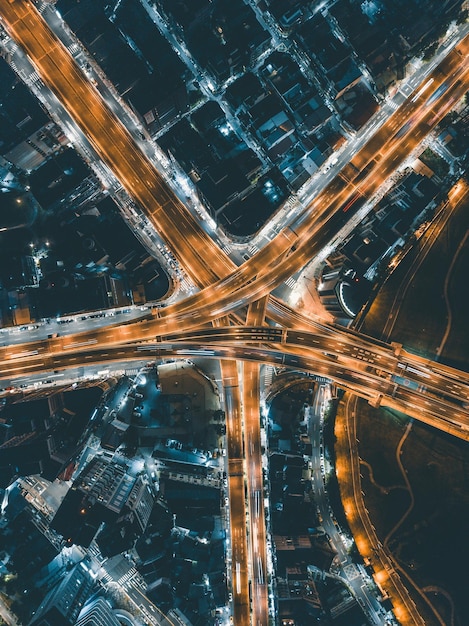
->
[29,70,41,84]
[125,368,141,377]
[343,563,360,581]
[284,277,296,289]
[180,277,193,292]
[99,564,146,590]
[263,365,274,388]
[118,566,138,587]
[315,377,330,384]
[68,42,81,56]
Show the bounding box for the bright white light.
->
[207,216,217,230]
[219,123,233,136]
[338,282,357,317]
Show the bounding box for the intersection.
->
[0,2,468,624]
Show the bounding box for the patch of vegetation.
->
[419,148,449,179]
[355,191,469,624]
[323,396,353,536]
[356,401,407,486]
[361,191,469,361]
[323,397,339,464]
[439,227,469,371]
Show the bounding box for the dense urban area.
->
[0,1,468,626]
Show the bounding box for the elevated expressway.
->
[243,300,270,626]
[1,2,469,624]
[2,327,469,441]
[219,358,251,626]
[0,1,468,305]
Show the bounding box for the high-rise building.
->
[51,457,137,547]
[127,475,154,532]
[29,561,94,626]
[74,597,124,626]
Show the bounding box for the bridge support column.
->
[368,394,382,408]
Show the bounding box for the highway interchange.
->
[0,2,468,625]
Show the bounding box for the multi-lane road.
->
[2,312,469,441]
[1,2,469,625]
[2,331,468,440]
[1,1,468,317]
[245,300,270,625]
[219,358,251,625]
[336,395,424,626]
[0,0,235,288]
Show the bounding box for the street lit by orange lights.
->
[375,569,389,585]
[1,4,468,626]
[343,504,352,518]
[394,604,407,622]
[449,179,467,200]
[354,536,369,554]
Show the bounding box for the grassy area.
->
[323,396,354,536]
[361,191,469,360]
[360,231,448,352]
[355,402,412,557]
[418,147,450,179]
[361,233,448,354]
[392,421,469,625]
[356,401,407,487]
[355,401,469,625]
[352,190,469,624]
[438,238,469,370]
